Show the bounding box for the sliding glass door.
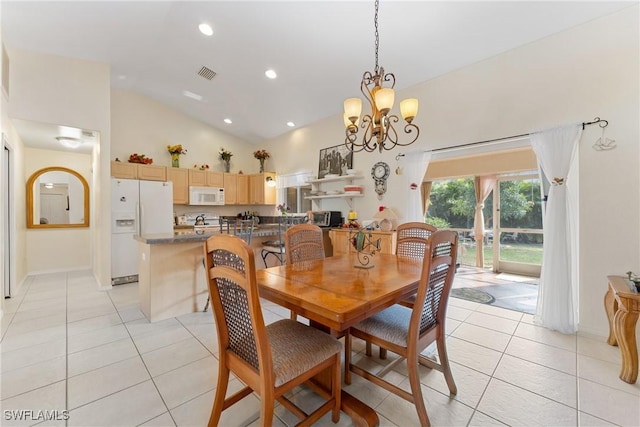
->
[493,173,543,276]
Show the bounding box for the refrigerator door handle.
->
[136,202,142,235]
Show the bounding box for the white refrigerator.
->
[111,178,174,285]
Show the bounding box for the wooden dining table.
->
[257,253,423,427]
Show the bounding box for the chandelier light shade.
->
[344,0,420,153]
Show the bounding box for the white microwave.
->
[189,186,225,206]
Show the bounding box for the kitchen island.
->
[134,225,282,322]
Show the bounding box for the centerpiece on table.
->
[350,227,381,269]
[219,147,233,172]
[167,144,187,168]
[253,149,270,173]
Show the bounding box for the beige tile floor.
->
[1,270,639,426]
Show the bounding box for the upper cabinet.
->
[250,172,276,205]
[167,168,189,205]
[188,169,224,187]
[110,161,137,179]
[223,173,238,205]
[137,164,167,181]
[111,161,166,181]
[237,174,250,205]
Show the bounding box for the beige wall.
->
[8,49,111,288]
[24,147,92,273]
[111,89,256,174]
[425,148,538,180]
[262,7,640,337]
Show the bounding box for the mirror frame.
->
[26,166,90,229]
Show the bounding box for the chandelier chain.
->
[374,0,379,73]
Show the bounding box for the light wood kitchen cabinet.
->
[223,173,237,205]
[188,169,224,187]
[237,174,250,205]
[167,168,189,205]
[137,164,167,181]
[249,172,276,205]
[328,229,397,256]
[111,161,138,179]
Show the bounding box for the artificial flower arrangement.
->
[219,147,233,161]
[253,149,270,160]
[128,153,153,164]
[277,203,291,215]
[193,164,210,170]
[167,144,187,155]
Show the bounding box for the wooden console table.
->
[604,275,640,384]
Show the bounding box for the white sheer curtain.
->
[404,151,432,222]
[474,175,496,267]
[530,123,582,334]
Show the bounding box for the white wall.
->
[24,147,92,273]
[262,7,640,337]
[8,49,111,287]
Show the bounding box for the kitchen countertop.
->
[135,224,283,245]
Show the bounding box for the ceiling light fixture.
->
[56,136,81,149]
[182,90,203,101]
[343,0,419,153]
[265,176,276,187]
[224,118,232,124]
[286,122,295,128]
[265,69,277,79]
[199,23,213,36]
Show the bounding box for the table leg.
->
[604,288,618,346]
[613,308,639,384]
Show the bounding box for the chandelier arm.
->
[394,123,420,147]
[382,71,396,89]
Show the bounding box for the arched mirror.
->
[26,167,89,228]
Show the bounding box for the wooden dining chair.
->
[284,223,326,320]
[204,234,342,426]
[284,223,325,264]
[261,216,307,268]
[365,222,437,358]
[344,230,459,427]
[204,217,256,313]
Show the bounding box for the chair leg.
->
[365,340,372,356]
[332,353,341,423]
[406,352,431,427]
[344,331,352,385]
[260,389,275,427]
[379,347,387,359]
[289,310,297,321]
[203,296,210,312]
[208,366,230,427]
[436,335,457,395]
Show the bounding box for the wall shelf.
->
[305,175,364,209]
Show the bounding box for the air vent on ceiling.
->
[198,66,217,80]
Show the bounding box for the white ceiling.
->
[3,1,634,150]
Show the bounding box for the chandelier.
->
[343,0,419,153]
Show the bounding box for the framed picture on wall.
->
[318,144,353,179]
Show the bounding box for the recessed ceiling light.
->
[265,69,277,79]
[117,75,127,80]
[199,23,213,36]
[286,122,295,127]
[182,90,203,101]
[224,118,232,124]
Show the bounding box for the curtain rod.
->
[426,117,608,153]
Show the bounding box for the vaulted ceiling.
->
[3,1,634,148]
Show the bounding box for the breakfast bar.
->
[135,225,283,322]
